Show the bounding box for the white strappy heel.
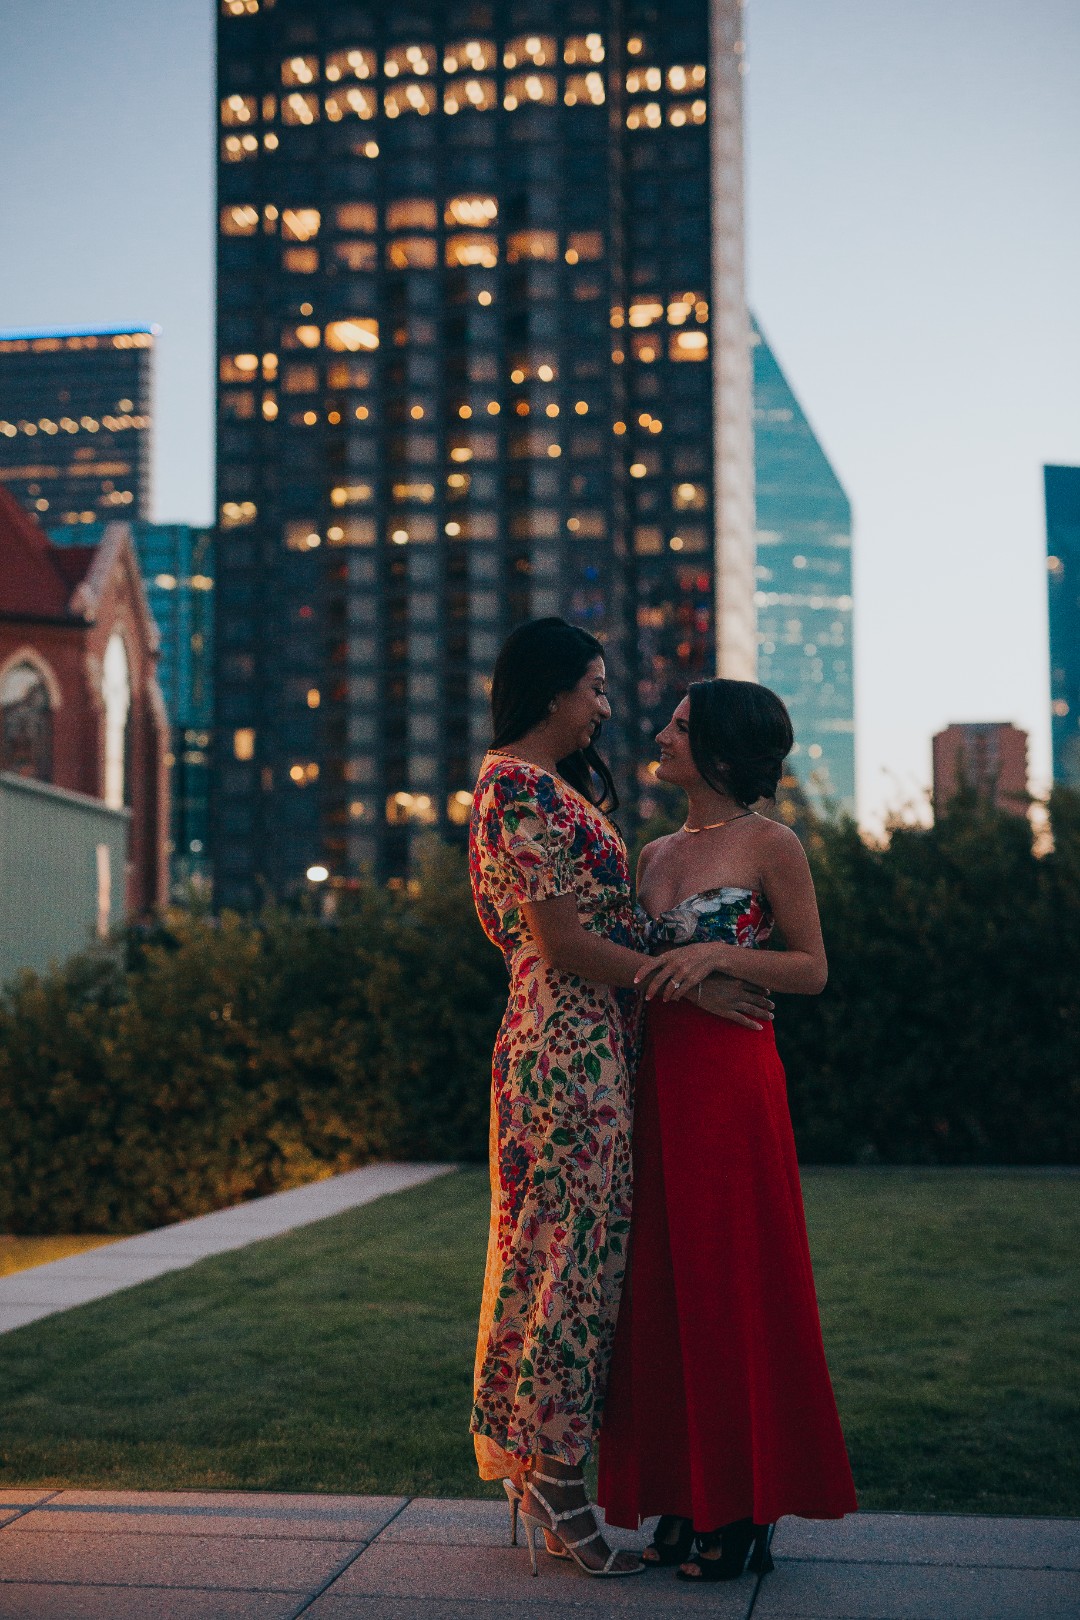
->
[517,1470,644,1577]
[501,1478,568,1557]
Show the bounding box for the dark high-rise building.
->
[51,522,215,888]
[932,722,1029,818]
[1046,464,1080,790]
[751,319,854,817]
[213,0,754,902]
[0,327,154,528]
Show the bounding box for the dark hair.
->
[491,617,619,810]
[687,678,794,807]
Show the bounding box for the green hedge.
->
[1,799,1078,1234]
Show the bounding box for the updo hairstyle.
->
[491,617,619,810]
[686,678,794,808]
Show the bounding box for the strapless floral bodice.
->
[644,886,774,953]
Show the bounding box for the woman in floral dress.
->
[468,620,771,1578]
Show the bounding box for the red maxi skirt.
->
[597,999,857,1530]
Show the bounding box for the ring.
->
[672,980,682,989]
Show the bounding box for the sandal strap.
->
[561,1527,603,1551]
[530,1470,586,1489]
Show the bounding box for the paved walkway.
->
[0,1492,1075,1618]
[0,1164,454,1336]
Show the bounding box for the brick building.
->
[0,489,169,912]
[932,722,1029,819]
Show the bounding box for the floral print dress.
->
[468,753,641,1478]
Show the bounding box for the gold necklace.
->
[681,810,755,835]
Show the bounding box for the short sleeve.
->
[495,769,575,904]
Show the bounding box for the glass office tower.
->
[213,0,754,901]
[0,327,154,526]
[1046,463,1080,790]
[751,319,854,817]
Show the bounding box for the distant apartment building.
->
[932,722,1029,818]
[52,522,215,887]
[212,0,755,902]
[0,326,154,527]
[1046,464,1080,789]
[752,319,854,818]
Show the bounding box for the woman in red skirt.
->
[598,678,857,1581]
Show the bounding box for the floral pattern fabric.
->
[468,753,641,1478]
[646,885,774,953]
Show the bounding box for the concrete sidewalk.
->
[0,1492,1075,1619]
[0,1164,454,1337]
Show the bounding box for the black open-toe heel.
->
[643,1514,695,1566]
[676,1518,774,1581]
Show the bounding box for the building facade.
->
[751,319,854,818]
[54,522,215,887]
[1046,464,1080,790]
[213,0,754,903]
[0,493,170,913]
[0,327,154,528]
[932,722,1029,818]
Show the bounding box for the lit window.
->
[282,56,319,86]
[334,240,377,272]
[443,38,496,73]
[671,329,709,361]
[632,333,660,363]
[325,87,377,121]
[446,233,498,268]
[504,34,556,68]
[668,64,707,91]
[283,246,318,273]
[330,483,373,506]
[222,390,255,419]
[384,82,437,117]
[221,94,258,126]
[219,352,260,382]
[628,299,664,328]
[446,194,497,227]
[281,208,320,241]
[222,133,259,161]
[386,791,438,826]
[386,198,437,231]
[564,72,605,107]
[564,33,605,65]
[673,481,707,510]
[233,728,255,760]
[387,237,438,269]
[504,72,556,108]
[325,48,376,82]
[385,43,437,77]
[506,230,558,264]
[626,66,662,94]
[335,201,377,233]
[392,481,435,503]
[327,360,371,390]
[327,518,376,546]
[634,526,663,554]
[567,512,606,538]
[625,100,662,131]
[446,789,474,825]
[220,500,257,527]
[281,92,319,124]
[220,204,259,236]
[325,319,379,352]
[285,521,321,551]
[444,77,496,113]
[670,100,707,127]
[222,0,261,14]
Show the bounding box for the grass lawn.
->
[0,1168,1076,1516]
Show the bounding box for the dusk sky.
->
[2,0,1077,827]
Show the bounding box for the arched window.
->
[0,661,54,781]
[101,633,131,810]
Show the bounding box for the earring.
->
[548,701,557,714]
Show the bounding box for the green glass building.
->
[1046,463,1080,789]
[752,318,854,817]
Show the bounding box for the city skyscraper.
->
[1046,463,1080,790]
[0,327,154,528]
[751,318,854,817]
[213,0,754,903]
[932,722,1028,818]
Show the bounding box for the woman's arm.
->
[521,895,775,1027]
[634,829,828,999]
